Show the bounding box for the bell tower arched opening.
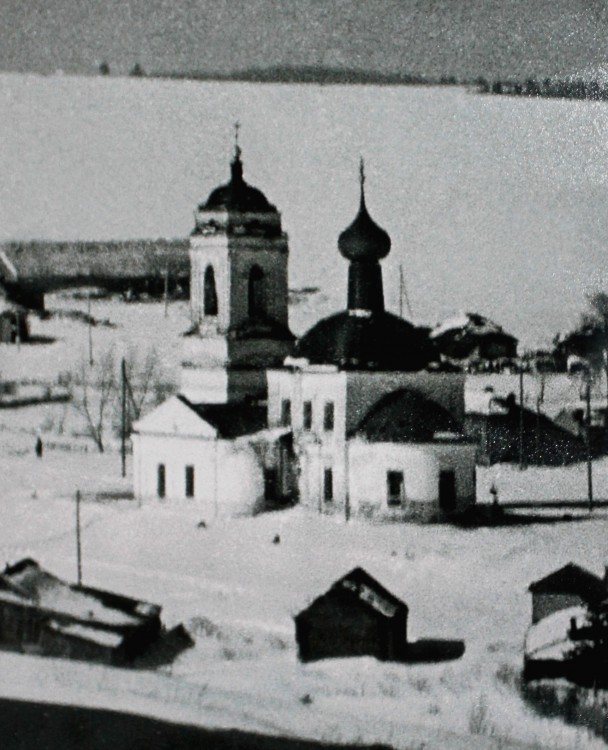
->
[204,265,218,316]
[248,264,266,319]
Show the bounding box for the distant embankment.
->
[0,239,190,307]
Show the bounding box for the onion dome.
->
[199,146,275,214]
[352,389,462,442]
[295,310,433,371]
[338,161,391,261]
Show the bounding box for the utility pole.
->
[519,368,525,470]
[121,357,127,478]
[87,291,94,366]
[586,377,594,512]
[344,442,350,523]
[75,489,82,585]
[164,265,169,318]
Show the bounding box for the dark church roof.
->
[352,388,462,442]
[199,149,276,214]
[295,310,433,371]
[338,189,391,261]
[529,563,606,603]
[177,396,267,438]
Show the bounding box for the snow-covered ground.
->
[1,297,608,749]
[0,443,607,748]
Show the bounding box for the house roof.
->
[297,567,407,622]
[430,311,517,342]
[0,559,159,628]
[529,563,606,603]
[352,388,462,443]
[177,395,267,439]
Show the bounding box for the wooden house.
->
[294,567,408,662]
[0,559,162,665]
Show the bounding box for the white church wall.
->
[347,440,476,521]
[267,369,347,442]
[132,432,264,518]
[189,236,231,330]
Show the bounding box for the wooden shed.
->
[294,567,408,662]
[528,563,607,624]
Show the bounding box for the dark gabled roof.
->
[352,388,462,443]
[529,563,605,603]
[295,310,432,371]
[297,567,407,622]
[177,395,267,438]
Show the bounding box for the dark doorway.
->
[439,470,456,512]
[386,471,404,506]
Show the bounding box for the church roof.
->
[352,388,462,442]
[199,149,276,214]
[295,310,432,371]
[338,190,391,261]
[177,395,267,439]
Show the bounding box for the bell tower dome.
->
[182,126,294,404]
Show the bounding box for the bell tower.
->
[182,128,294,403]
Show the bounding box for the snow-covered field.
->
[1,298,608,748]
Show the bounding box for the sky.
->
[1,0,608,80]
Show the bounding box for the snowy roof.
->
[336,567,407,618]
[0,559,153,628]
[430,312,516,341]
[46,620,125,649]
[524,606,588,661]
[529,563,605,602]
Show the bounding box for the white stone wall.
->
[132,432,264,518]
[189,236,231,330]
[347,440,476,521]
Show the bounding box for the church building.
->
[132,143,477,521]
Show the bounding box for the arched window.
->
[204,265,218,316]
[248,265,266,318]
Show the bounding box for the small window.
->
[387,470,404,506]
[323,468,333,502]
[185,465,195,498]
[323,401,335,432]
[157,464,166,498]
[281,399,292,427]
[303,401,312,430]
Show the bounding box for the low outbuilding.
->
[0,559,161,665]
[528,563,607,624]
[294,567,408,662]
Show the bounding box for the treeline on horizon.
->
[475,76,608,101]
[99,62,608,100]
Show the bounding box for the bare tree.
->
[112,347,175,438]
[72,349,117,452]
